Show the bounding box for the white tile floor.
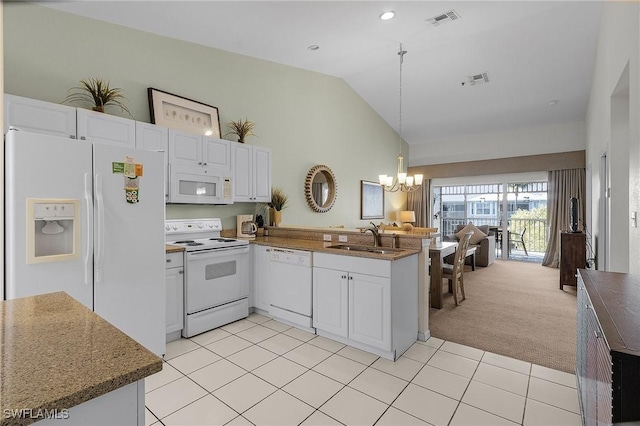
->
[145,314,582,426]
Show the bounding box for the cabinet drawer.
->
[314,252,391,278]
[166,252,184,268]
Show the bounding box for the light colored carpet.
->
[428,259,577,373]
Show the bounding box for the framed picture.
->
[148,88,221,138]
[361,180,384,219]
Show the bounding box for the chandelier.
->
[378,44,423,193]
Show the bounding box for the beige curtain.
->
[408,179,430,227]
[542,168,586,268]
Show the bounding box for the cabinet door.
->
[253,245,272,312]
[77,108,136,147]
[233,143,253,202]
[165,266,184,334]
[313,267,348,338]
[203,137,231,170]
[253,146,272,202]
[349,273,391,350]
[169,129,201,165]
[136,122,169,200]
[4,94,77,138]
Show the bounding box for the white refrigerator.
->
[5,129,165,356]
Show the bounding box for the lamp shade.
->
[400,210,416,223]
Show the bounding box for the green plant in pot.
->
[64,78,133,117]
[268,187,288,227]
[226,118,256,143]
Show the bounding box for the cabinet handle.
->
[198,162,202,165]
[179,270,184,274]
[342,275,347,279]
[203,162,207,165]
[167,259,172,263]
[349,276,353,280]
[80,136,86,140]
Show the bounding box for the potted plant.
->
[226,118,256,143]
[64,78,133,117]
[268,187,288,227]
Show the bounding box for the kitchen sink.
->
[326,244,406,255]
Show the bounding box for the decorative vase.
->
[270,208,282,227]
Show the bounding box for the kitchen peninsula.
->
[249,225,431,360]
[0,292,162,426]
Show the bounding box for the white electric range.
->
[166,218,250,337]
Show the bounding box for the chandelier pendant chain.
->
[398,44,406,157]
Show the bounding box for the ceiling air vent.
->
[462,72,490,87]
[426,10,460,26]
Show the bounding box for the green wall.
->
[4,3,407,230]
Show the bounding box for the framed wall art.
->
[148,88,221,137]
[361,180,384,220]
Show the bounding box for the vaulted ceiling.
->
[43,1,603,155]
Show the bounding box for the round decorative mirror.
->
[305,165,337,213]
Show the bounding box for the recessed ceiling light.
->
[307,45,320,51]
[380,11,395,21]
[548,100,559,106]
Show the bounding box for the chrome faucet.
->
[363,222,381,247]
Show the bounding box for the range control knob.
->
[165,224,170,231]
[198,223,203,229]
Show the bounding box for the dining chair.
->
[442,231,473,306]
[508,227,528,256]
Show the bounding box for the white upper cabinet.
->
[136,122,169,201]
[233,143,271,203]
[77,108,136,147]
[4,94,77,138]
[169,129,231,171]
[203,137,231,170]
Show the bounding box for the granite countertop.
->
[251,236,419,260]
[165,244,185,253]
[0,292,162,426]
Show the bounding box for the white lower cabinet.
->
[313,252,417,360]
[312,267,348,337]
[349,273,391,350]
[165,252,184,342]
[252,245,272,314]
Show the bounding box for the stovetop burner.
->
[174,240,195,244]
[209,238,237,242]
[186,242,204,246]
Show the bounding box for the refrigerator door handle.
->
[84,173,93,286]
[95,174,105,284]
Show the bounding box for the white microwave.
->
[169,164,233,204]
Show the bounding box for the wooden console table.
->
[559,231,586,289]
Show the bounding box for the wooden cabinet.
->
[233,143,271,202]
[165,252,184,342]
[560,231,586,289]
[313,252,417,360]
[577,270,640,425]
[4,93,77,138]
[168,129,231,170]
[77,108,136,147]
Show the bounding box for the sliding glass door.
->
[433,180,547,262]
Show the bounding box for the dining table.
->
[428,241,458,309]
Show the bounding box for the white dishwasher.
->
[269,248,313,330]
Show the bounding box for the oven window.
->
[179,180,217,197]
[205,260,236,280]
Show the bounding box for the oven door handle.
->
[187,246,250,257]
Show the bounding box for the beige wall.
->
[585,2,640,274]
[3,3,407,230]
